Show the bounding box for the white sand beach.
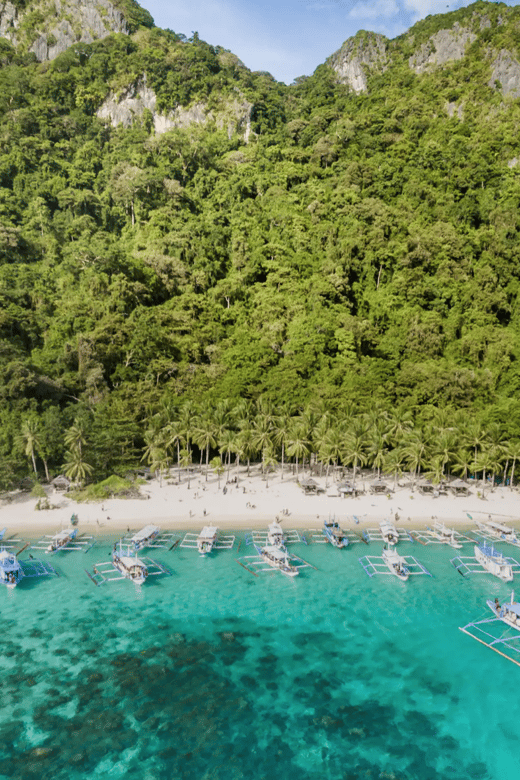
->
[2,467,520,540]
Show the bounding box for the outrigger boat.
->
[411,521,471,549]
[0,548,22,588]
[31,528,94,554]
[180,526,235,555]
[119,524,179,551]
[460,592,520,668]
[359,549,431,580]
[363,522,412,545]
[236,545,317,577]
[267,520,285,548]
[380,520,399,546]
[86,542,172,586]
[256,544,299,577]
[246,524,305,548]
[322,518,349,548]
[0,547,57,589]
[0,529,24,551]
[474,519,520,547]
[451,543,520,581]
[382,546,410,581]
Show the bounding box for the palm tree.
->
[386,407,414,447]
[253,415,274,476]
[401,433,428,490]
[64,419,87,457]
[193,416,217,481]
[366,431,388,479]
[462,419,486,480]
[432,431,457,481]
[272,412,291,481]
[452,449,473,482]
[63,449,93,488]
[210,456,225,489]
[19,418,41,477]
[342,433,367,489]
[263,446,278,488]
[179,448,193,488]
[424,455,444,486]
[286,422,310,480]
[141,429,169,486]
[507,440,520,489]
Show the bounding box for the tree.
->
[18,418,41,477]
[63,449,93,488]
[287,422,310,480]
[210,456,225,489]
[141,429,169,486]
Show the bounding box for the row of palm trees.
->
[140,398,520,493]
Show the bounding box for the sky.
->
[143,0,520,84]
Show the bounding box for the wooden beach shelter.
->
[300,477,320,494]
[417,479,435,495]
[449,479,470,497]
[51,475,71,492]
[370,479,391,495]
[337,482,361,498]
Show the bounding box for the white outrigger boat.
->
[0,548,22,588]
[451,543,520,581]
[86,542,172,586]
[411,521,471,549]
[246,524,305,549]
[267,520,285,548]
[257,545,299,577]
[460,591,520,667]
[363,521,412,544]
[120,524,179,551]
[359,548,431,580]
[382,546,410,581]
[0,547,57,588]
[474,519,520,547]
[380,521,399,546]
[180,526,235,555]
[32,528,94,554]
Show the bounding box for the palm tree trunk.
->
[511,458,517,490]
[281,443,285,481]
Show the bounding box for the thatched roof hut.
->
[51,475,71,492]
[449,479,470,496]
[370,479,390,494]
[300,477,319,494]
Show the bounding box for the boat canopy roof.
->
[0,550,20,571]
[380,520,397,532]
[199,526,218,539]
[131,524,160,542]
[263,545,288,560]
[268,521,283,533]
[505,602,520,617]
[54,528,74,540]
[486,520,515,535]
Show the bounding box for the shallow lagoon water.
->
[1,535,520,779]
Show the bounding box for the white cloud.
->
[349,0,399,19]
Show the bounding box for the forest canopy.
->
[2,0,520,486]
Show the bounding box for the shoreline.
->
[1,467,519,539]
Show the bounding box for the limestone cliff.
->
[96,79,254,141]
[327,31,388,93]
[408,24,477,73]
[0,0,153,61]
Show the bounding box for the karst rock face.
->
[0,0,152,61]
[328,5,520,99]
[327,31,388,94]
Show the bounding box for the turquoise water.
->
[2,534,520,780]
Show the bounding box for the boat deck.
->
[358,555,431,578]
[410,527,474,546]
[450,552,520,577]
[362,528,414,544]
[236,550,317,577]
[180,532,235,550]
[120,528,180,550]
[246,529,306,546]
[31,532,95,554]
[86,557,172,585]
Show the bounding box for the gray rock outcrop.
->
[489,50,520,97]
[328,32,388,93]
[0,0,129,60]
[409,24,476,73]
[97,80,254,140]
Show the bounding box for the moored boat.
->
[430,521,462,549]
[257,545,299,577]
[477,519,519,545]
[129,524,161,551]
[267,521,285,549]
[0,548,22,588]
[112,545,148,585]
[46,528,77,553]
[323,518,349,548]
[474,543,513,582]
[197,526,218,555]
[380,520,399,546]
[488,592,520,630]
[382,546,409,581]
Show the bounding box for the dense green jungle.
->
[2,0,520,487]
